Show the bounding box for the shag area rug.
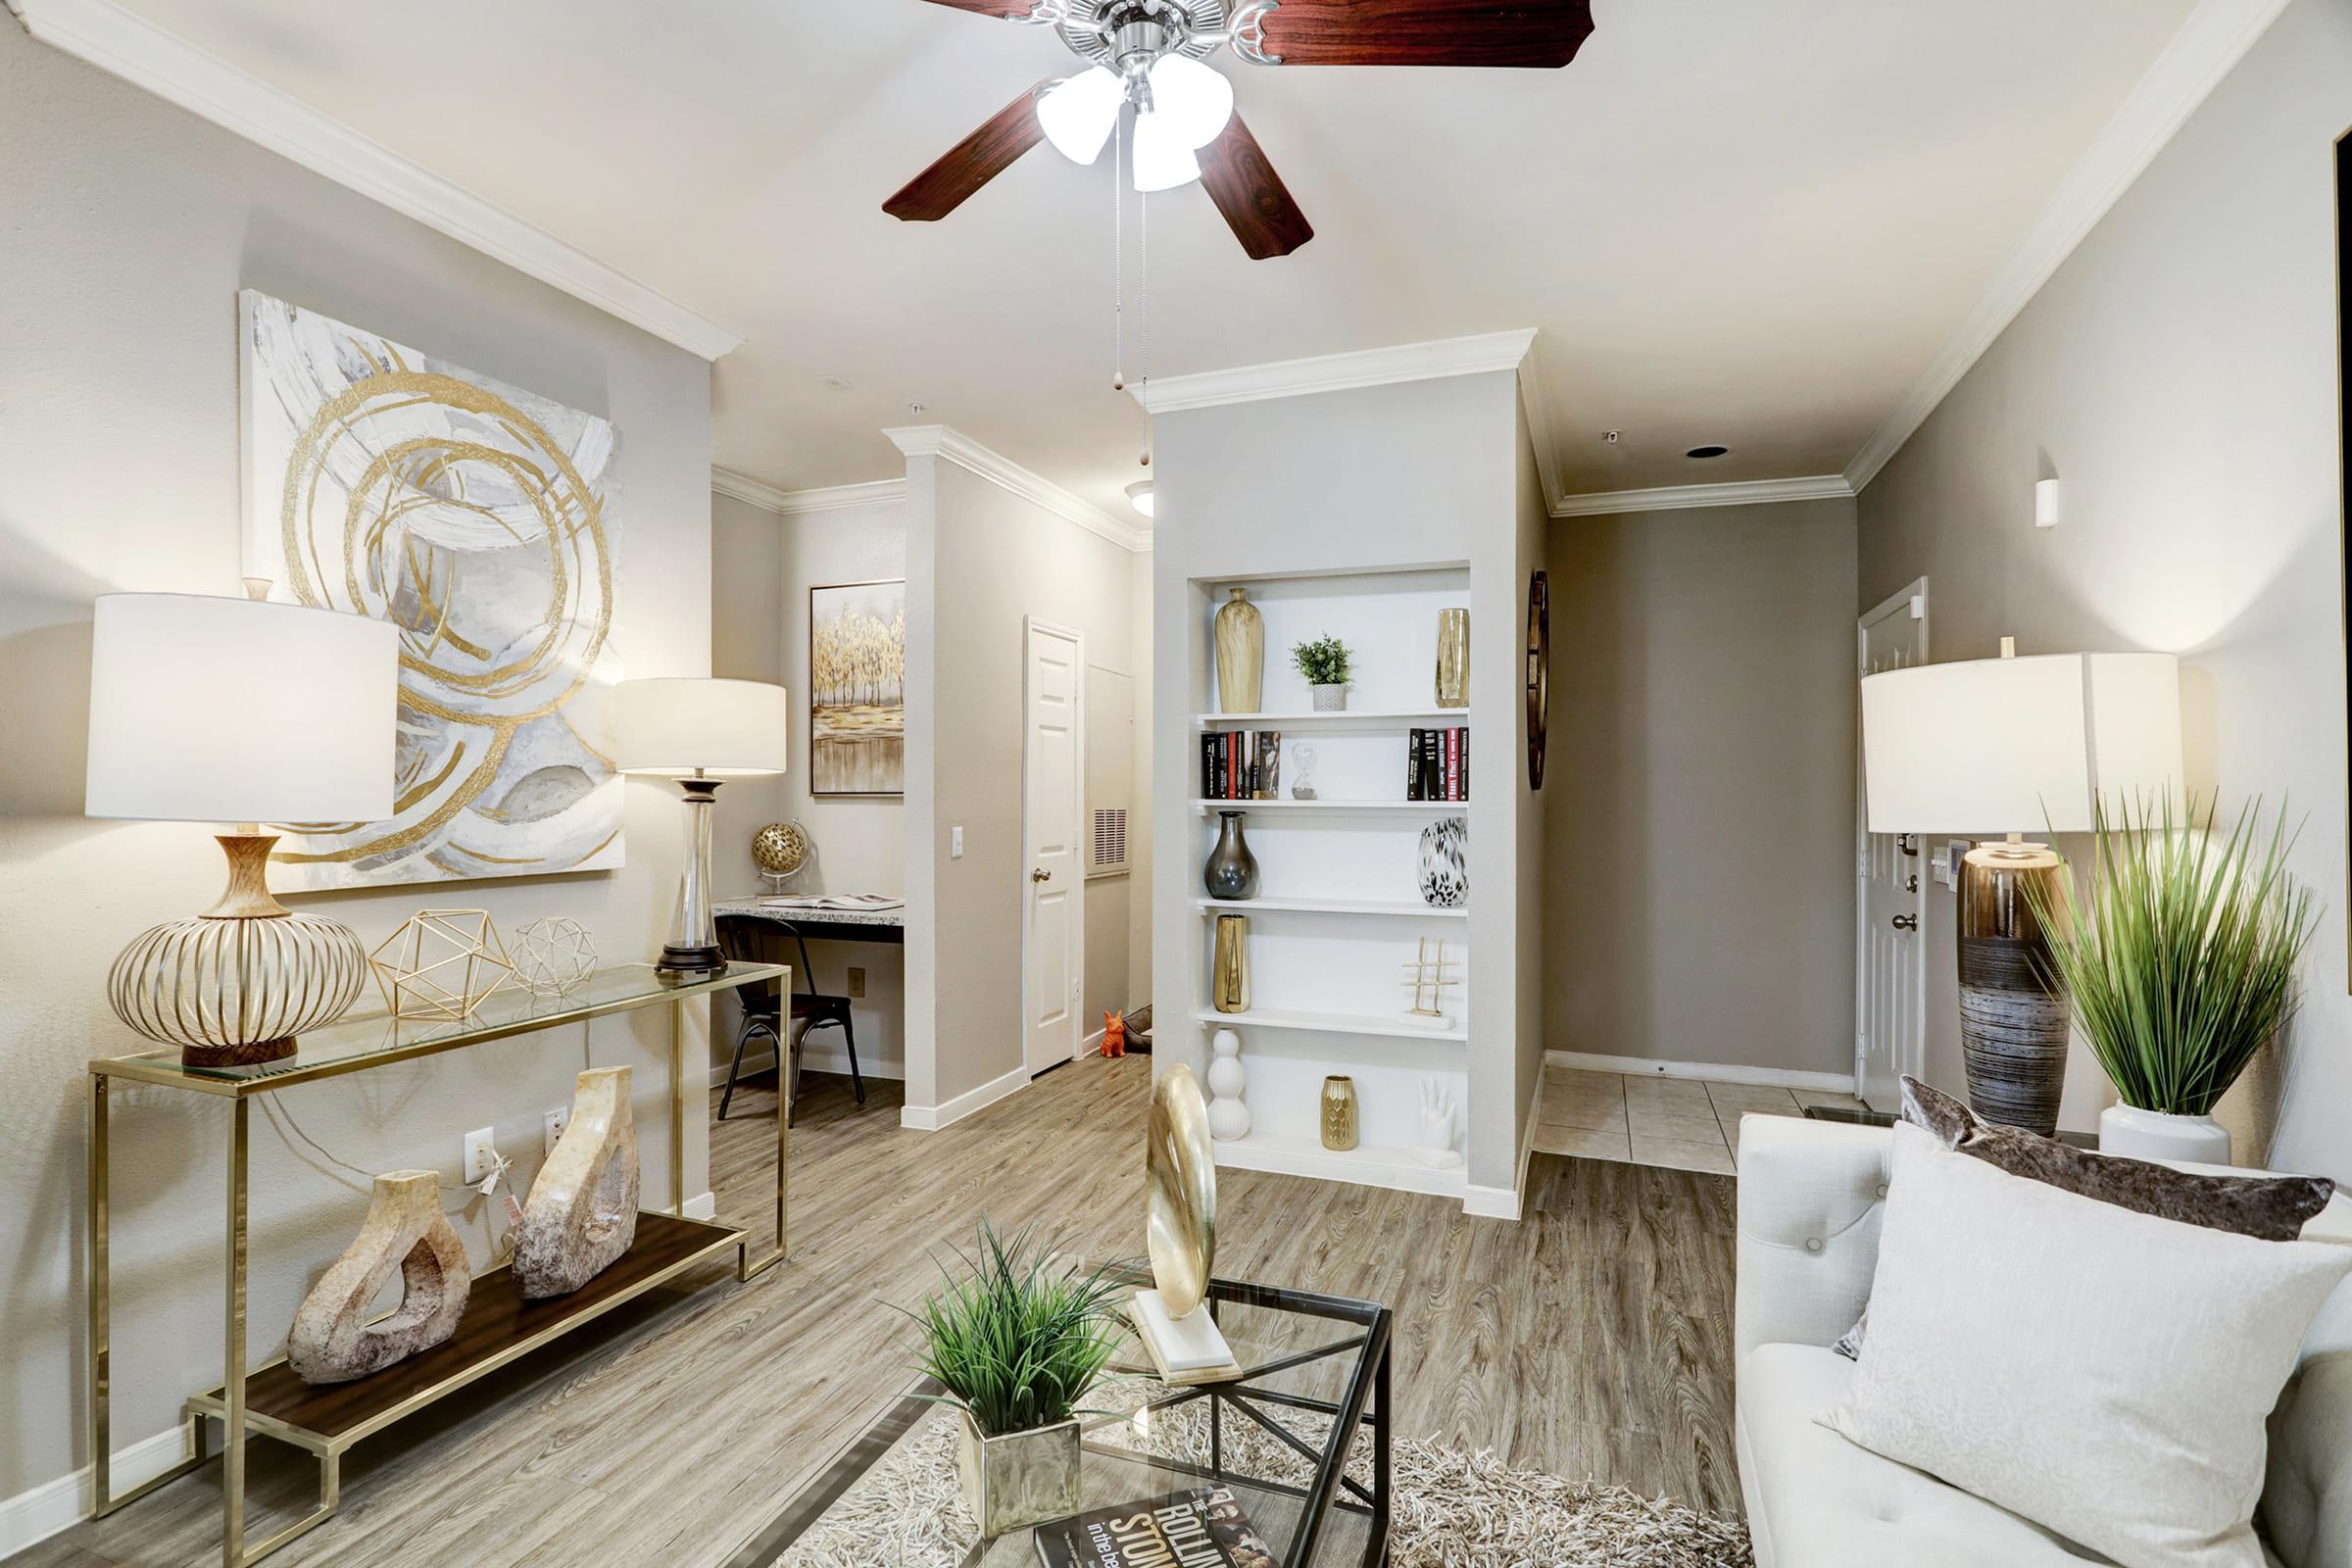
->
[779,1379,1752,1568]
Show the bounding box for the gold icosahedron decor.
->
[369,910,516,1022]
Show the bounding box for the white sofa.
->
[1734,1114,2352,1568]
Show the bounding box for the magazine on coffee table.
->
[1033,1486,1272,1568]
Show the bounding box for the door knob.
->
[1889,913,1918,931]
[1031,868,1050,883]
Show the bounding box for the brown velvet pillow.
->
[1832,1076,2334,1362]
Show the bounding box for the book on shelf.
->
[1033,1487,1272,1568]
[1405,726,1471,803]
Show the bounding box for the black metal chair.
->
[716,915,864,1122]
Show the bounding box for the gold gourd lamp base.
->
[107,827,370,1068]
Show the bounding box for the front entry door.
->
[1022,618,1085,1077]
[1856,580,1929,1111]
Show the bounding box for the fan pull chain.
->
[1138,186,1152,468]
[1111,113,1125,393]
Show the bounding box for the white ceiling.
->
[78,0,2198,516]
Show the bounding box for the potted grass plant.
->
[1292,634,1355,710]
[903,1219,1128,1536]
[2030,794,2318,1164]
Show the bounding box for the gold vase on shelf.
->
[1436,609,1469,709]
[1211,915,1250,1014]
[1320,1076,1359,1152]
[1214,587,1263,714]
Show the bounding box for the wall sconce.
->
[2034,477,2064,529]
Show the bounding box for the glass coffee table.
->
[727,1278,1393,1568]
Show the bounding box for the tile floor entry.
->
[1533,1067,1870,1175]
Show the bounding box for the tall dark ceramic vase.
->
[1202,811,1259,901]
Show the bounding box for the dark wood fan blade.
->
[1248,0,1594,68]
[884,81,1053,222]
[910,0,1037,17]
[1198,113,1314,260]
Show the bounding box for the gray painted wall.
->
[710,490,908,1079]
[1150,370,1541,1197]
[0,23,713,1502]
[1545,498,1860,1078]
[1855,0,2352,1173]
[903,459,1146,1110]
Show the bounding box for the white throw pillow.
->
[1821,1121,2352,1568]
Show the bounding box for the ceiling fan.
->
[886,0,1598,261]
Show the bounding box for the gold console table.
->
[86,960,789,1567]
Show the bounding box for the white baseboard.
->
[0,1423,194,1558]
[1465,1054,1547,1221]
[900,1063,1029,1132]
[708,1046,906,1089]
[682,1192,716,1222]
[1545,1051,1855,1096]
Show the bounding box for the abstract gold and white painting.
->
[239,290,623,889]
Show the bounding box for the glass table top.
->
[91,961,786,1092]
[731,1278,1391,1568]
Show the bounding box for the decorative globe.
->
[752,820,809,879]
[512,917,598,999]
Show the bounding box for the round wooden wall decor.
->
[1526,570,1550,789]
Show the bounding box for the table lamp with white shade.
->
[1859,642,2181,1133]
[610,677,791,986]
[86,589,398,1066]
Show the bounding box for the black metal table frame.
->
[731,1275,1393,1568]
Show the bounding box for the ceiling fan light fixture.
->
[1132,109,1202,192]
[1038,67,1124,165]
[1126,480,1156,518]
[1146,54,1235,150]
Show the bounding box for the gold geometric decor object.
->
[285,1170,469,1385]
[752,820,809,879]
[368,910,515,1022]
[514,1066,639,1298]
[1145,1063,1217,1319]
[238,289,625,891]
[512,916,598,999]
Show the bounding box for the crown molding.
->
[1548,473,1856,518]
[1842,0,2288,493]
[1130,329,1539,415]
[884,425,1148,553]
[10,0,743,361]
[1515,339,1567,514]
[711,467,905,516]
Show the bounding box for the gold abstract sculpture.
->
[1146,1065,1218,1318]
[286,1170,469,1385]
[368,910,516,1022]
[1211,914,1250,1014]
[514,1066,639,1298]
[513,916,598,999]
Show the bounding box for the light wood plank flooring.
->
[21,1055,1740,1567]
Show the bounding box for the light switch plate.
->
[950,825,964,858]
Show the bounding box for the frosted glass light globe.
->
[1148,55,1235,150]
[1038,68,1124,165]
[1132,110,1202,193]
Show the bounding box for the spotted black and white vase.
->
[1419,816,1468,907]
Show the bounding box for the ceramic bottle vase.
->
[1436,609,1470,709]
[1214,588,1263,713]
[1202,811,1260,900]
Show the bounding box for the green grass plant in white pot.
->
[901,1219,1129,1537]
[2030,794,2317,1164]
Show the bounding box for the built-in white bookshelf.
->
[1187,564,1476,1196]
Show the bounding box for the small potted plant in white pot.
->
[2031,794,2317,1164]
[903,1220,1128,1536]
[1292,634,1355,711]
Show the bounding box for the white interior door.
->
[1022,618,1085,1077]
[1856,580,1929,1110]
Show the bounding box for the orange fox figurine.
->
[1101,1011,1127,1057]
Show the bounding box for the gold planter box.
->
[957,1412,1081,1537]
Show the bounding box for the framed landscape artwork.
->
[239,290,624,889]
[809,579,906,796]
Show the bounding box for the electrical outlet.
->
[847,966,866,1000]
[463,1126,498,1185]
[544,1106,570,1153]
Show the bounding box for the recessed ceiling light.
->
[1126,480,1155,519]
[1686,444,1731,460]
